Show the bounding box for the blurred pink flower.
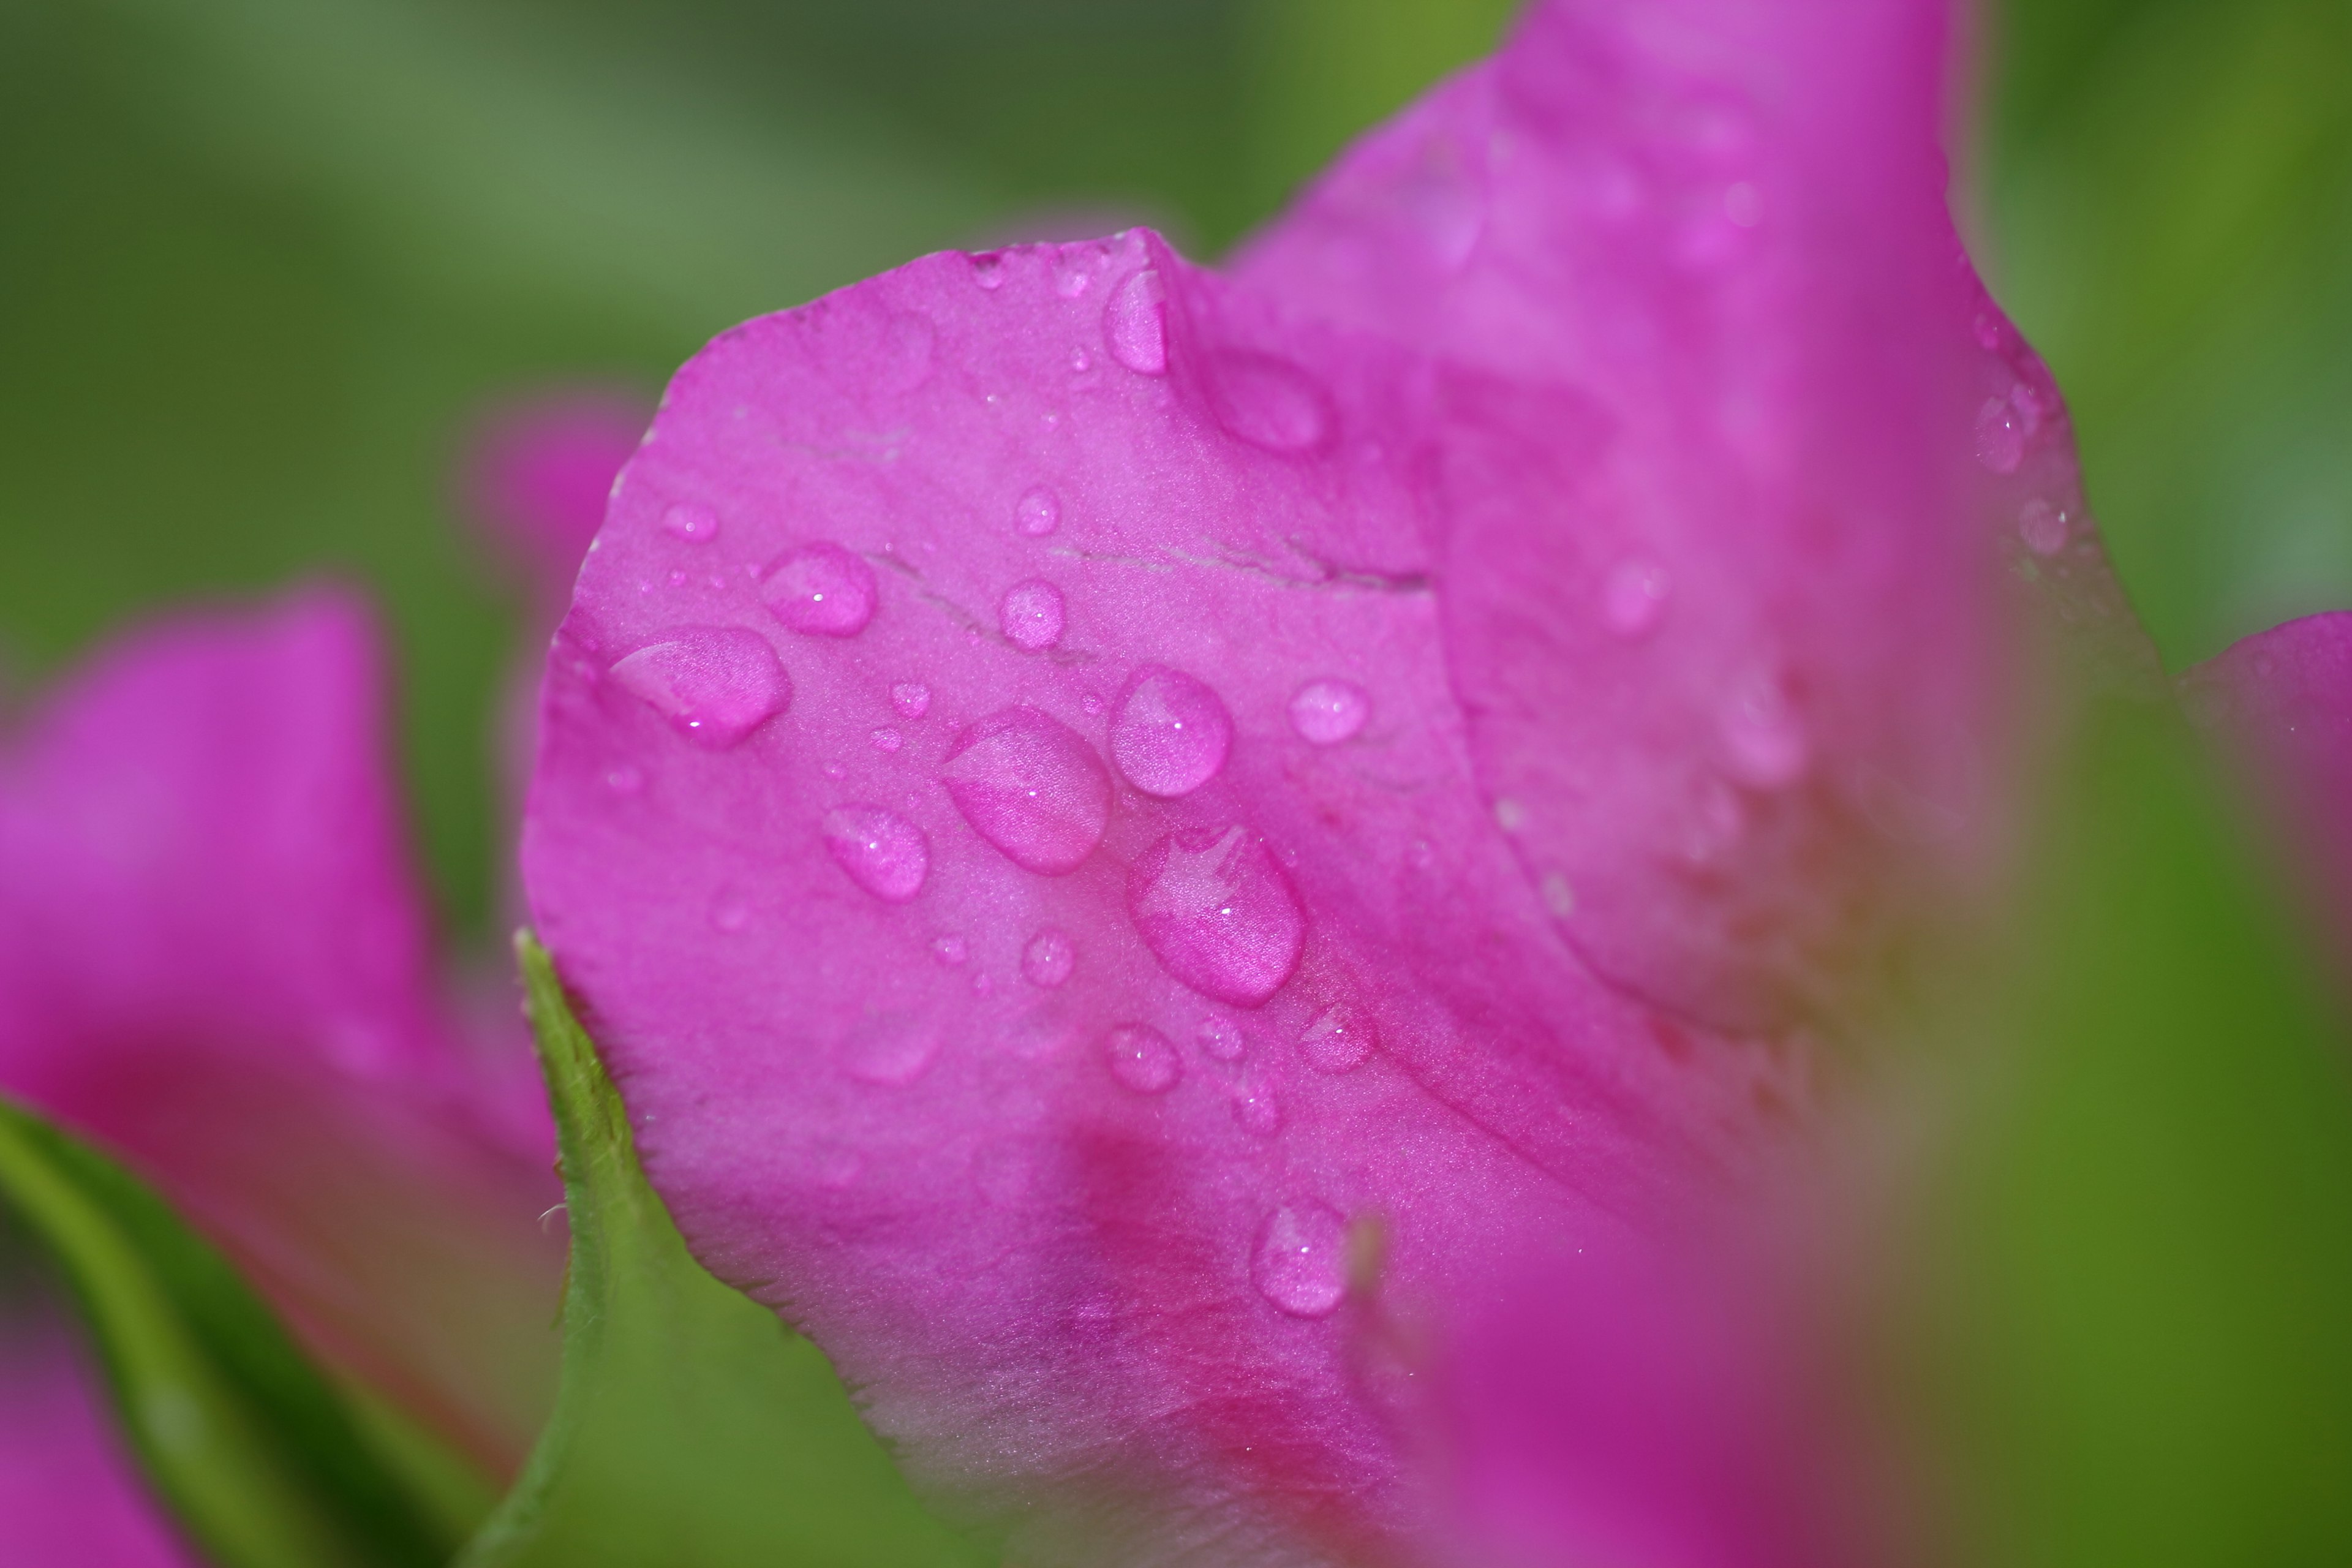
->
[520,0,2124,1561]
[0,1315,198,1567]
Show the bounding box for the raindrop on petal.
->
[763,541,878,636]
[1105,269,1168,375]
[1021,928,1076,988]
[608,626,790,749]
[821,805,929,902]
[1197,1017,1245,1061]
[1128,825,1306,1007]
[1016,486,1061,538]
[1110,665,1234,798]
[1104,1023,1182,1095]
[661,502,720,543]
[891,682,932,720]
[999,579,1067,652]
[1974,398,2026,475]
[2018,499,2070,557]
[940,706,1110,875]
[1252,1202,1347,1318]
[1298,1000,1377,1075]
[1288,679,1368,745]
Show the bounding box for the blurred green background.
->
[1,2,2348,1562]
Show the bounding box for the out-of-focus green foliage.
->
[460,937,988,1568]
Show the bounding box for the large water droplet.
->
[2018,499,2070,557]
[608,626,790,749]
[1105,269,1168,375]
[1210,353,1333,454]
[940,706,1110,875]
[1288,680,1368,745]
[1974,397,2026,475]
[999,579,1067,652]
[764,542,878,636]
[1104,1023,1182,1095]
[1022,928,1075,988]
[1719,671,1808,788]
[821,805,929,902]
[891,682,932,720]
[661,502,720,543]
[843,1012,941,1086]
[1128,825,1305,1008]
[1298,1000,1376,1074]
[1110,665,1233,798]
[1252,1202,1346,1318]
[1602,559,1671,638]
[1016,486,1061,538]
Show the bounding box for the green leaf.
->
[0,1096,478,1568]
[461,934,990,1568]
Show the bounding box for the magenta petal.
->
[0,1323,198,1567]
[465,389,650,605]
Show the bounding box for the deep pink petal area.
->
[465,390,650,605]
[0,1320,198,1567]
[0,593,563,1471]
[1234,0,2111,1031]
[2182,612,2352,978]
[526,229,1816,1561]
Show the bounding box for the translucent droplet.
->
[821,805,929,902]
[1054,254,1093,298]
[1022,928,1075,988]
[970,252,1007,290]
[1252,1202,1347,1318]
[1197,1017,1245,1061]
[1110,665,1233,798]
[1298,1000,1376,1074]
[2018,499,2070,557]
[891,682,932,720]
[1602,560,1671,638]
[603,764,644,794]
[1069,347,1091,373]
[1719,671,1808,788]
[1104,1023,1182,1095]
[1105,268,1169,375]
[1016,486,1061,538]
[662,502,720,543]
[1210,352,1332,454]
[764,542,878,636]
[999,579,1067,652]
[870,726,903,753]
[940,706,1110,875]
[1232,1082,1284,1137]
[1127,825,1306,1007]
[608,626,790,749]
[1974,397,2026,475]
[843,1012,941,1086]
[930,933,968,967]
[1493,797,1527,833]
[1288,679,1368,745]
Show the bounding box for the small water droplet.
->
[1105,268,1169,375]
[1110,665,1234,798]
[931,933,968,967]
[1055,254,1093,298]
[1128,824,1306,1007]
[941,706,1110,875]
[971,252,1007,290]
[764,542,878,636]
[1540,871,1576,917]
[821,805,929,902]
[2018,499,2070,557]
[666,568,690,589]
[1016,486,1061,538]
[1232,1082,1284,1137]
[843,1012,941,1085]
[1288,679,1368,745]
[1974,397,2026,475]
[1210,353,1332,453]
[1252,1202,1347,1318]
[1104,1023,1182,1094]
[609,625,791,749]
[891,682,932,719]
[1493,797,1527,833]
[1602,559,1671,637]
[1080,692,1106,716]
[1719,671,1808,788]
[662,502,720,542]
[1022,928,1075,987]
[604,764,644,794]
[1298,1001,1376,1074]
[999,579,1067,651]
[1069,347,1091,373]
[1197,1017,1245,1061]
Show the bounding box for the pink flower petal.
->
[0,1322,198,1567]
[464,389,650,606]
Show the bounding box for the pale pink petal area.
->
[464,390,652,609]
[0,1320,197,1568]
[0,591,563,1473]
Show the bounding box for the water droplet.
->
[1104,1023,1182,1094]
[1210,353,1332,454]
[999,579,1066,652]
[931,933,968,967]
[1719,671,1809,788]
[1055,254,1093,298]
[1288,679,1368,745]
[662,502,720,542]
[709,889,751,932]
[1540,871,1576,917]
[764,542,878,636]
[941,706,1110,874]
[891,682,932,719]
[1105,269,1169,375]
[1974,397,2026,475]
[2018,499,2070,557]
[843,1012,941,1085]
[604,764,644,794]
[1022,928,1075,987]
[1016,486,1061,538]
[667,568,691,589]
[1602,559,1671,637]
[1110,665,1233,798]
[1298,1000,1376,1074]
[1127,825,1306,1007]
[1232,1082,1284,1137]
[1252,1202,1347,1318]
[1080,692,1106,716]
[870,726,903,753]
[821,805,929,902]
[1069,347,1091,373]
[608,626,791,749]
[970,252,1007,290]
[1197,1017,1245,1061]
[1493,797,1527,833]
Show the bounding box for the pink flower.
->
[0,1316,198,1567]
[522,0,2124,1559]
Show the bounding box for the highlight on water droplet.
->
[1197,1017,1245,1061]
[1719,669,1809,789]
[1232,1081,1283,1137]
[608,625,791,749]
[1105,268,1169,375]
[1021,928,1075,988]
[1016,486,1061,538]
[1127,824,1306,1008]
[763,541,878,636]
[1110,665,1234,798]
[891,682,932,720]
[662,502,720,543]
[1288,679,1368,745]
[940,706,1110,875]
[1298,1000,1376,1075]
[1602,559,1671,638]
[1104,1023,1182,1095]
[821,804,929,903]
[2018,499,2070,557]
[1252,1200,1347,1318]
[930,933,968,967]
[1973,396,2026,475]
[999,579,1067,652]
